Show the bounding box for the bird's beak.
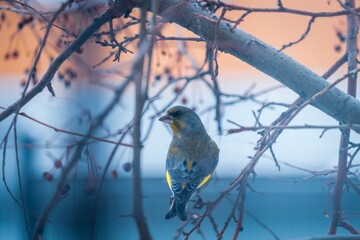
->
[159,113,174,124]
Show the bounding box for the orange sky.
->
[0,0,357,76]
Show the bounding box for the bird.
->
[159,106,219,221]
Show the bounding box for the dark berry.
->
[334,45,341,52]
[42,172,53,182]
[123,162,132,172]
[111,170,118,178]
[174,86,181,94]
[54,160,62,169]
[155,75,161,81]
[181,96,188,105]
[64,80,71,87]
[58,72,64,80]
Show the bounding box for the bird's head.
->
[159,106,206,136]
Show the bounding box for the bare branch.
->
[0,4,130,122]
[17,111,133,147]
[31,3,136,239]
[329,0,358,234]
[227,123,360,134]
[199,0,360,17]
[154,0,360,133]
[339,219,360,234]
[280,17,316,51]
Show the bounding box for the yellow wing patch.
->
[166,171,212,191]
[198,174,212,189]
[186,160,192,173]
[166,170,172,189]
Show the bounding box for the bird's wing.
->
[166,159,212,196]
[187,160,212,192]
[165,139,218,194]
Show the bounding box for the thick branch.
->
[152,0,360,133]
[199,0,360,18]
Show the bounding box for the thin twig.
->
[18,112,133,147]
[280,16,316,51]
[227,123,360,134]
[13,121,31,237]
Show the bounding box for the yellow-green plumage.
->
[159,106,219,221]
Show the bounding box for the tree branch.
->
[328,0,358,235]
[152,0,360,133]
[31,3,135,239]
[131,1,153,239]
[17,111,133,147]
[0,2,134,123]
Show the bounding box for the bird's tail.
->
[166,177,206,221]
[165,195,191,221]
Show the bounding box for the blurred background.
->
[0,0,360,239]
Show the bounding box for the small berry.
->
[64,80,71,87]
[123,162,132,172]
[12,50,19,59]
[111,170,118,178]
[42,172,53,182]
[54,160,62,169]
[334,45,341,52]
[173,86,181,94]
[17,22,23,30]
[4,52,10,60]
[58,72,64,80]
[66,68,77,79]
[155,75,161,81]
[336,30,345,43]
[181,96,188,105]
[20,78,26,87]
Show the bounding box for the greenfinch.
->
[159,106,219,221]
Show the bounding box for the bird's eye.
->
[171,111,182,117]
